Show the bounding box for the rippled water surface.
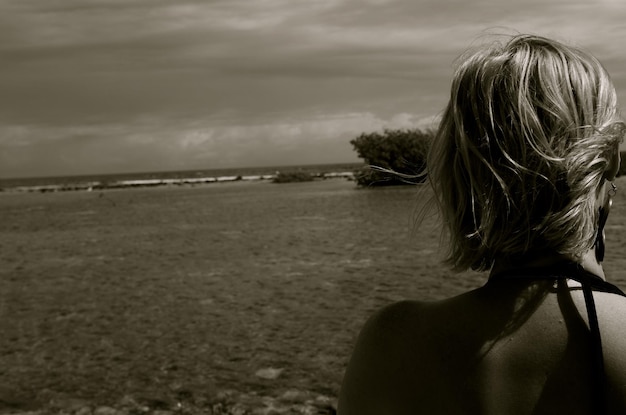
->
[2,178,625,408]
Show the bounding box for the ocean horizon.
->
[0,162,365,190]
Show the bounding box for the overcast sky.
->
[2,0,626,177]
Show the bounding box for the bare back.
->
[339,278,626,415]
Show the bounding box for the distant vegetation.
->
[350,128,434,186]
[272,166,358,183]
[272,171,315,183]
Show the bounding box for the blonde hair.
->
[428,34,623,271]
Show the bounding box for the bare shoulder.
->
[592,289,626,412]
[359,300,425,338]
[338,300,427,415]
[592,289,626,356]
[338,292,486,414]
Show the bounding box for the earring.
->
[595,183,616,262]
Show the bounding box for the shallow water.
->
[1,178,625,407]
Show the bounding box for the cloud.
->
[2,0,626,177]
[0,111,439,177]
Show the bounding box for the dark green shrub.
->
[272,171,315,183]
[350,128,434,186]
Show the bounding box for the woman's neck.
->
[578,248,606,280]
[490,248,605,281]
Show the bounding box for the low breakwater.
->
[2,172,356,193]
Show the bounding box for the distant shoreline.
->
[0,162,364,193]
[0,170,357,193]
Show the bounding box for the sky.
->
[2,0,626,178]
